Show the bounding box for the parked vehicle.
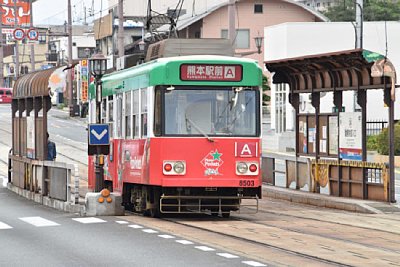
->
[88,47,262,218]
[0,88,12,103]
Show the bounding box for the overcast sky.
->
[33,0,109,26]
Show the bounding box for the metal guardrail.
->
[9,155,79,204]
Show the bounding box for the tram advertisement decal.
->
[201,150,224,176]
[180,64,242,81]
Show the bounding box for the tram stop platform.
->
[262,185,400,214]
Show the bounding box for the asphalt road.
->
[0,176,265,267]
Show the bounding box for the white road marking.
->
[195,246,215,252]
[19,217,60,227]
[128,224,143,229]
[175,240,194,245]
[158,234,175,239]
[216,253,239,259]
[72,217,106,224]
[115,221,129,224]
[142,229,158,233]
[0,221,12,230]
[242,261,267,267]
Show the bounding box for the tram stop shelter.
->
[265,49,397,203]
[9,67,79,206]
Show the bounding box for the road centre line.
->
[72,217,106,224]
[0,221,12,229]
[19,216,60,227]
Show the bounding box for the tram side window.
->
[154,89,161,136]
[125,91,132,138]
[101,98,107,123]
[141,89,148,137]
[108,95,114,137]
[133,90,139,138]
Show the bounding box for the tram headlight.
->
[236,162,248,174]
[173,161,185,174]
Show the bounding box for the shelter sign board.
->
[329,116,338,155]
[339,112,362,161]
[26,116,35,159]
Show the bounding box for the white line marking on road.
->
[176,240,194,245]
[115,221,129,224]
[142,229,158,233]
[19,217,60,227]
[195,246,215,252]
[242,261,267,266]
[158,234,175,239]
[0,221,12,229]
[217,253,239,259]
[128,224,143,229]
[72,217,106,224]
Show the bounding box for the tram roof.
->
[98,55,262,97]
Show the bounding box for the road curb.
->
[262,185,393,214]
[7,183,84,214]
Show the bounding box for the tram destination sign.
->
[180,64,242,82]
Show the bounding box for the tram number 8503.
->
[239,180,254,187]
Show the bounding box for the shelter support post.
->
[289,92,300,189]
[357,90,367,199]
[384,87,396,203]
[333,91,342,196]
[311,92,320,193]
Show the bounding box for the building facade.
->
[265,21,400,135]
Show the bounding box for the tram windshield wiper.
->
[185,116,214,142]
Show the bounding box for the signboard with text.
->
[339,112,362,161]
[80,59,89,102]
[180,64,242,82]
[0,0,31,27]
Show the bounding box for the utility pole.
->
[0,9,4,87]
[355,0,363,49]
[30,0,35,72]
[118,0,124,58]
[67,0,73,115]
[228,0,235,46]
[14,0,19,81]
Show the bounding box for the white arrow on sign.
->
[91,129,107,140]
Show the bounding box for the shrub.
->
[367,135,379,151]
[375,123,400,155]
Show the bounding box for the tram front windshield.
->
[162,87,259,137]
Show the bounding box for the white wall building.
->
[265,21,400,133]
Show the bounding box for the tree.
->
[262,75,271,105]
[323,0,400,22]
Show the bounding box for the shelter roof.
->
[13,66,67,98]
[265,49,392,93]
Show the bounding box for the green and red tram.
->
[88,55,263,217]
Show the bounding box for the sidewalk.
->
[263,185,400,214]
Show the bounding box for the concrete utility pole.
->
[118,0,124,58]
[68,0,73,115]
[228,0,235,46]
[0,9,4,87]
[30,0,35,72]
[355,0,363,49]
[14,0,20,81]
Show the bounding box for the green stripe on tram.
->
[89,56,262,99]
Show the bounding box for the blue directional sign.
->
[89,124,110,145]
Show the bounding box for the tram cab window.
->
[133,90,139,138]
[162,87,259,137]
[125,91,132,138]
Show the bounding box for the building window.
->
[254,4,263,13]
[77,47,95,59]
[221,29,250,49]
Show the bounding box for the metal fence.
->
[366,120,387,136]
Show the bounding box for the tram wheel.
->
[150,188,161,218]
[221,211,231,218]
